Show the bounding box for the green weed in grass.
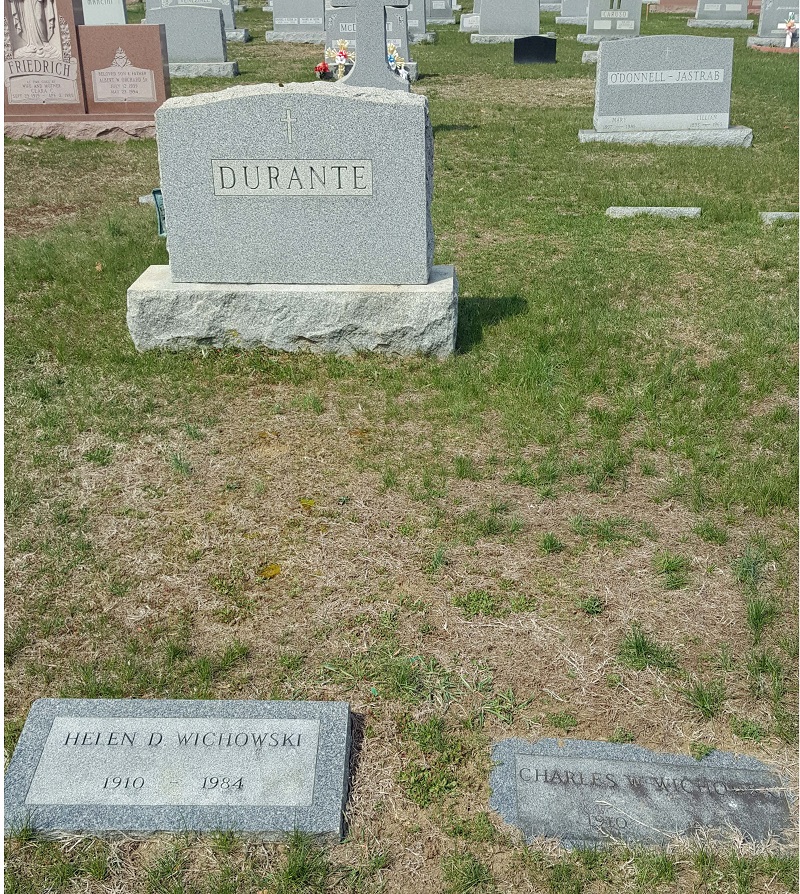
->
[453,590,502,618]
[448,812,496,844]
[426,545,449,573]
[682,677,726,719]
[652,551,690,590]
[540,533,564,555]
[618,624,678,671]
[578,595,604,616]
[441,852,494,894]
[265,831,329,894]
[745,594,777,643]
[633,852,676,888]
[690,743,716,760]
[609,727,635,744]
[454,455,482,480]
[730,716,766,742]
[83,445,113,466]
[693,520,728,545]
[547,712,578,733]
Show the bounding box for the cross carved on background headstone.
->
[329,0,411,91]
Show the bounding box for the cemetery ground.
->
[4,4,799,892]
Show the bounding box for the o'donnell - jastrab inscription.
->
[490,738,794,849]
[4,699,351,839]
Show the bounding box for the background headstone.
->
[755,0,797,40]
[490,739,794,849]
[81,0,126,25]
[426,0,455,23]
[5,699,352,839]
[579,35,753,146]
[325,6,418,80]
[146,6,238,75]
[474,0,539,39]
[579,0,641,42]
[4,0,88,120]
[689,0,752,26]
[514,34,556,61]
[79,24,169,116]
[557,0,588,24]
[145,0,236,29]
[267,0,326,40]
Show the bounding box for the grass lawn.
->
[4,3,799,891]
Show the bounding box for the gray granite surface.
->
[406,0,428,35]
[128,265,458,356]
[146,6,229,63]
[606,205,701,217]
[5,699,351,839]
[584,0,640,38]
[82,0,127,25]
[168,61,238,76]
[145,0,235,29]
[426,0,455,22]
[579,125,753,145]
[593,35,735,133]
[756,0,797,38]
[459,12,480,30]
[479,0,539,36]
[271,0,325,33]
[694,0,748,19]
[760,211,800,224]
[490,738,795,849]
[556,14,586,21]
[559,0,588,17]
[156,83,432,284]
[581,49,598,61]
[226,28,251,41]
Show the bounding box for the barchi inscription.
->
[212,159,374,196]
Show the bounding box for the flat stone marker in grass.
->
[760,211,800,224]
[748,0,798,46]
[578,35,753,147]
[577,0,641,43]
[472,0,540,42]
[490,738,794,849]
[5,699,351,839]
[606,206,701,217]
[265,0,326,43]
[688,0,752,27]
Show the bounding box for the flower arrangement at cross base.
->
[325,39,355,79]
[783,13,797,46]
[386,42,409,80]
[315,61,332,79]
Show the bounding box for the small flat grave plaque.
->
[5,698,351,839]
[490,738,794,849]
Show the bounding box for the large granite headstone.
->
[472,0,539,42]
[324,4,418,80]
[578,0,641,42]
[79,25,169,116]
[127,79,458,356]
[749,0,797,44]
[557,0,588,23]
[265,0,326,42]
[407,0,437,40]
[81,0,126,25]
[689,0,752,27]
[490,739,794,848]
[579,35,753,147]
[146,7,238,77]
[145,0,250,41]
[5,699,351,839]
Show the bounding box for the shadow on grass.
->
[432,123,478,135]
[456,294,528,353]
[342,711,367,837]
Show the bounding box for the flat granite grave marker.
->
[748,0,798,45]
[579,35,753,147]
[5,699,351,838]
[472,0,539,42]
[127,80,458,356]
[146,7,238,77]
[578,0,641,43]
[266,0,326,42]
[81,0,126,25]
[490,738,794,848]
[689,0,752,27]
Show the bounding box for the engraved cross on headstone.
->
[329,0,411,91]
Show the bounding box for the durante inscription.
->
[212,159,374,196]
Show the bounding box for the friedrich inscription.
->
[212,160,374,196]
[25,717,320,807]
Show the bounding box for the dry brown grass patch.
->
[418,74,594,108]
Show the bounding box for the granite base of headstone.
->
[514,35,556,61]
[578,35,753,148]
[227,28,252,41]
[687,16,753,25]
[540,2,561,9]
[5,699,351,839]
[490,738,794,849]
[747,34,797,44]
[128,83,458,357]
[581,49,598,61]
[556,14,586,21]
